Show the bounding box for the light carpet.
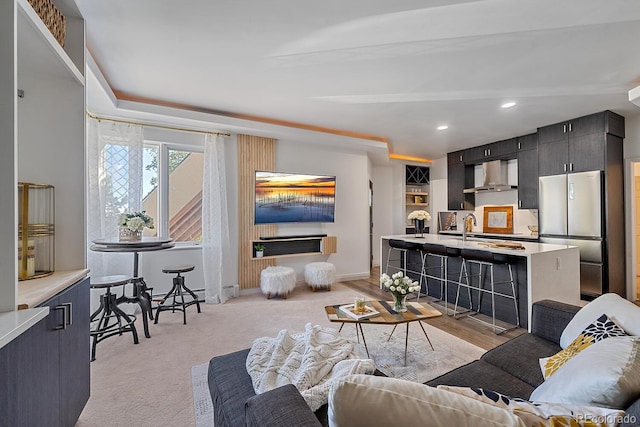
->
[192,321,485,426]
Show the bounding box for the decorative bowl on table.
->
[527,225,539,236]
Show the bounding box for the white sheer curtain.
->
[202,134,231,303]
[87,118,144,277]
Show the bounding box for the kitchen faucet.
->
[462,213,477,241]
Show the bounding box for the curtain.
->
[202,134,231,303]
[87,118,144,278]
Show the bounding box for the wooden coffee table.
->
[324,300,443,364]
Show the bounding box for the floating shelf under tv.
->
[251,236,337,259]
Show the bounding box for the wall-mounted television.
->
[255,171,336,224]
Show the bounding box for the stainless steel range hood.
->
[463,159,517,193]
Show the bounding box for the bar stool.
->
[90,275,139,361]
[417,243,449,301]
[453,249,520,334]
[385,239,423,280]
[155,265,201,325]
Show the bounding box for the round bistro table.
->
[90,236,174,338]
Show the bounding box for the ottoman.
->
[304,262,336,291]
[260,266,296,299]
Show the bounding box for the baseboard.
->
[336,272,371,282]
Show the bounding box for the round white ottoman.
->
[260,266,296,299]
[304,262,336,291]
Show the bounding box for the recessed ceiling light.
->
[437,125,449,131]
[501,102,517,109]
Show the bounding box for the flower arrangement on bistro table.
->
[380,272,420,312]
[118,211,155,231]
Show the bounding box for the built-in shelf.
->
[17,0,85,85]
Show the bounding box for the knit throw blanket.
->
[246,323,376,411]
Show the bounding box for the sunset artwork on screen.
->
[255,171,336,224]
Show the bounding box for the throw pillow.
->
[560,293,640,349]
[539,314,627,379]
[328,374,526,427]
[530,336,640,409]
[438,386,625,427]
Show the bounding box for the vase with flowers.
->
[380,272,420,313]
[118,211,154,241]
[407,210,431,238]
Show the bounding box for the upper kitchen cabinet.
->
[0,0,86,311]
[447,151,474,211]
[517,133,538,209]
[538,111,624,176]
[462,138,518,164]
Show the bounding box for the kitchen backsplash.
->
[456,190,538,236]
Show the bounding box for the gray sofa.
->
[208,299,640,426]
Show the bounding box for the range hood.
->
[463,160,517,193]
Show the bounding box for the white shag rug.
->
[192,322,485,427]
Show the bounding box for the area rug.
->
[191,363,214,427]
[191,322,485,427]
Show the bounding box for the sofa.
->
[208,298,640,426]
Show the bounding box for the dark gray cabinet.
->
[462,138,518,164]
[517,133,538,209]
[538,111,625,177]
[447,151,474,210]
[0,277,90,427]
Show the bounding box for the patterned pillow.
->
[539,314,627,379]
[437,386,626,427]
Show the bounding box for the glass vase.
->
[414,219,425,237]
[392,293,408,313]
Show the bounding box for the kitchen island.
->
[380,235,581,331]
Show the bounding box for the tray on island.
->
[339,304,381,320]
[479,241,525,250]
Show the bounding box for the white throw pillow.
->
[530,336,640,409]
[328,374,526,427]
[438,386,625,427]
[560,293,640,349]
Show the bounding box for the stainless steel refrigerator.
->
[539,171,605,297]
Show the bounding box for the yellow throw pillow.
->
[539,314,627,379]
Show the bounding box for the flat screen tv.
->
[255,171,336,224]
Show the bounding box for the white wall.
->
[274,141,371,282]
[372,166,394,266]
[430,157,448,232]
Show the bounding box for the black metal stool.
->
[155,265,201,325]
[453,249,520,334]
[90,275,139,361]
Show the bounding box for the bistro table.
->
[90,237,174,338]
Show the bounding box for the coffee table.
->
[324,300,443,365]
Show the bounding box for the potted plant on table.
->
[254,243,265,258]
[380,272,420,313]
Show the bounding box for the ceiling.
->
[77,0,640,162]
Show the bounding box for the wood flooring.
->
[341,267,525,352]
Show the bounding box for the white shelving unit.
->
[0,0,86,312]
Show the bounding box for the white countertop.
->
[18,269,90,309]
[382,234,575,257]
[0,307,49,350]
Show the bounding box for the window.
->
[143,143,204,243]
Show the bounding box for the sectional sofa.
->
[208,297,640,426]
